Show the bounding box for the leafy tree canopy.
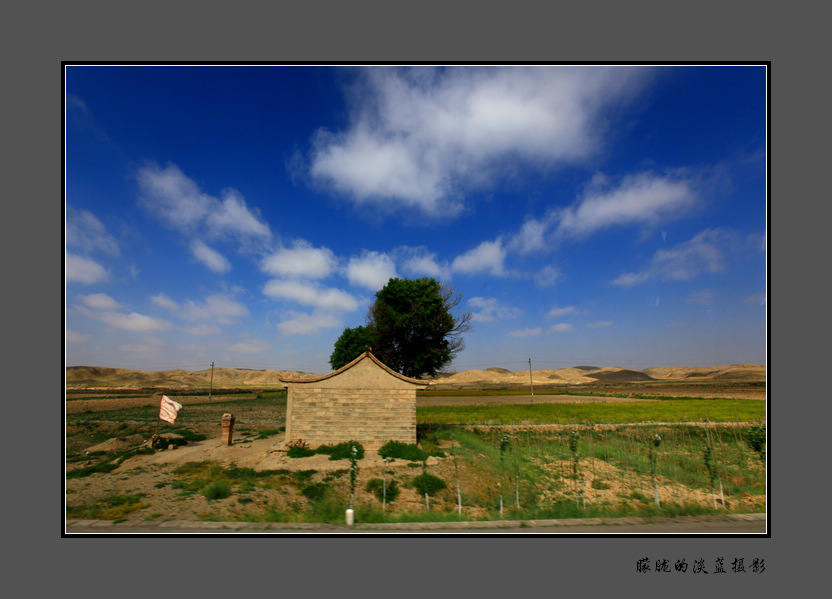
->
[328,277,471,378]
[328,325,375,371]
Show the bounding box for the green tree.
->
[328,277,471,378]
[328,325,375,371]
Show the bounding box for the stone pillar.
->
[221,413,236,446]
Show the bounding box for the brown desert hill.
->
[583,369,656,383]
[642,364,766,382]
[65,365,302,390]
[66,362,766,390]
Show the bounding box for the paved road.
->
[66,514,766,534]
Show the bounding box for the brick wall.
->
[286,388,416,449]
[281,352,425,450]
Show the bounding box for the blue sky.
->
[64,65,767,374]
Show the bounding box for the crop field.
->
[65,385,766,525]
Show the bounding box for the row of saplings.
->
[285,438,446,510]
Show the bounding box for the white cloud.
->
[556,173,697,240]
[136,162,272,269]
[191,240,232,274]
[451,239,506,276]
[308,66,652,216]
[262,241,336,279]
[398,246,451,280]
[77,306,171,333]
[206,188,272,241]
[468,297,521,323]
[587,321,613,328]
[264,279,359,312]
[151,293,180,311]
[180,294,249,323]
[277,311,342,336]
[508,328,542,338]
[229,336,272,353]
[546,306,574,318]
[612,229,733,287]
[66,330,90,342]
[687,289,716,305]
[534,265,560,288]
[346,251,397,290]
[79,293,122,311]
[66,208,119,256]
[550,323,574,332]
[509,172,698,254]
[66,253,107,284]
[183,324,222,336]
[512,218,549,255]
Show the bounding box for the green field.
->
[417,399,764,425]
[66,390,766,524]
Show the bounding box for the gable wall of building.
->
[285,387,416,449]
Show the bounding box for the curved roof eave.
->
[277,351,428,387]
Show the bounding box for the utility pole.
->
[528,358,534,396]
[209,361,214,401]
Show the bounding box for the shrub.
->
[67,493,149,520]
[411,473,447,496]
[202,481,232,500]
[301,482,329,501]
[366,478,400,502]
[287,446,316,458]
[746,425,766,461]
[378,440,426,462]
[316,441,364,461]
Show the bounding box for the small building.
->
[278,351,427,450]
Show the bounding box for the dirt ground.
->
[65,424,766,525]
[65,430,477,523]
[65,381,766,524]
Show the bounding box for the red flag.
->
[159,394,183,424]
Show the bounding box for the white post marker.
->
[346,509,354,526]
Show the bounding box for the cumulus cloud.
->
[307,66,653,216]
[468,297,521,323]
[264,279,359,312]
[66,330,90,342]
[66,253,107,284]
[79,293,122,311]
[229,336,272,353]
[346,250,397,290]
[277,311,342,336]
[612,229,734,287]
[550,323,574,332]
[555,172,698,240]
[509,172,698,253]
[151,293,180,311]
[136,162,272,271]
[534,265,561,288]
[451,239,506,276]
[397,246,451,280]
[508,328,542,338]
[262,241,337,279]
[687,289,716,305]
[191,240,232,274]
[546,305,575,318]
[183,324,222,336]
[179,294,249,323]
[66,208,119,256]
[76,304,171,333]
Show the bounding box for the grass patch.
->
[417,399,764,425]
[410,473,447,496]
[378,440,426,462]
[67,492,150,520]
